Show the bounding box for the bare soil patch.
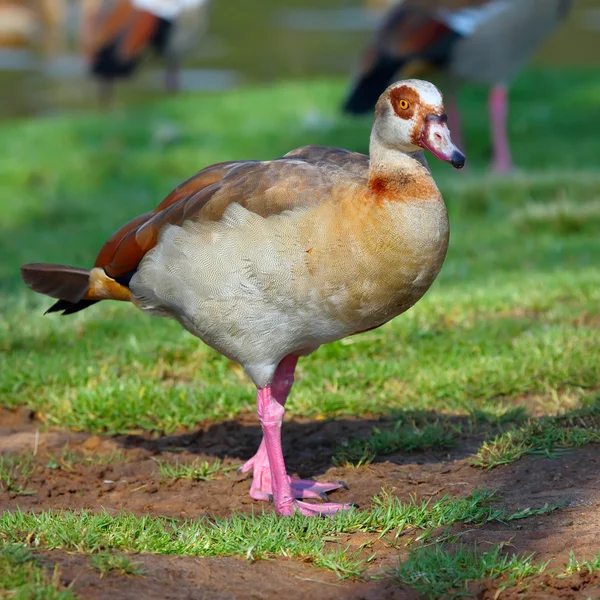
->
[473,571,600,600]
[2,407,600,599]
[43,551,417,600]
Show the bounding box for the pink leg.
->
[489,83,513,173]
[239,356,347,501]
[256,383,353,517]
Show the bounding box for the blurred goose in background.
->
[0,0,66,56]
[22,79,465,516]
[80,0,210,103]
[0,1,37,49]
[344,0,573,172]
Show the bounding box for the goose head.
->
[373,79,466,169]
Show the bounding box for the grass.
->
[510,197,600,235]
[564,550,600,575]
[0,69,598,436]
[333,420,458,468]
[394,544,545,599]
[155,457,235,481]
[0,453,35,496]
[395,546,600,599]
[473,401,600,468]
[0,543,74,599]
[0,489,562,579]
[88,552,145,577]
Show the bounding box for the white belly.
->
[131,204,354,387]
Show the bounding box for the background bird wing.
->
[343,0,487,113]
[366,0,491,63]
[82,0,162,63]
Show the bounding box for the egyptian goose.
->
[344,0,572,172]
[0,0,66,56]
[0,2,36,49]
[79,0,210,103]
[21,79,465,516]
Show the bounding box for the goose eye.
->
[398,99,410,110]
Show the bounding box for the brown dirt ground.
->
[2,406,600,599]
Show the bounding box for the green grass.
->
[0,489,561,579]
[88,552,145,577]
[395,546,600,599]
[0,68,599,436]
[155,457,235,481]
[394,544,545,599]
[510,197,600,235]
[0,454,36,496]
[0,543,75,599]
[473,401,600,468]
[564,550,600,575]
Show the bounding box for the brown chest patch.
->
[368,170,440,204]
[368,173,415,200]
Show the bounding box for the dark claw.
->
[319,492,330,503]
[350,502,360,509]
[268,494,274,503]
[338,480,349,490]
[237,466,244,474]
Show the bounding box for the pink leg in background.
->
[239,355,347,502]
[489,83,513,173]
[255,377,353,516]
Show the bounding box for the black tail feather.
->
[91,42,140,79]
[45,299,99,316]
[20,263,97,316]
[91,18,172,80]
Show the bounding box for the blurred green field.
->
[1,68,599,434]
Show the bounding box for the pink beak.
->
[419,114,465,169]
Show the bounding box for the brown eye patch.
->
[390,85,420,120]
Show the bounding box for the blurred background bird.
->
[0,0,67,57]
[79,0,211,105]
[344,0,573,173]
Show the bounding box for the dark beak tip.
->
[451,151,466,169]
